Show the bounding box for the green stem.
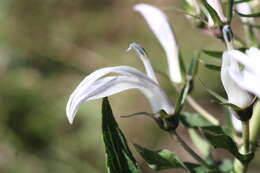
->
[250,101,260,151]
[186,95,219,125]
[171,132,213,170]
[242,121,250,154]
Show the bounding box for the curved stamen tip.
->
[127,42,148,58]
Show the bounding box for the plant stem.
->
[186,95,219,125]
[171,132,212,170]
[242,120,250,154]
[250,101,260,151]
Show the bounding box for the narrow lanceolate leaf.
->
[234,0,252,3]
[134,144,208,173]
[237,11,260,17]
[102,98,142,173]
[174,82,190,115]
[199,0,222,26]
[202,126,254,164]
[188,52,200,78]
[226,0,234,23]
[199,60,221,71]
[202,50,223,59]
[179,112,214,128]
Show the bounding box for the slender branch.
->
[242,121,250,154]
[171,132,213,170]
[186,95,219,125]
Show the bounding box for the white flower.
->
[231,114,242,132]
[134,3,183,84]
[66,43,174,124]
[227,47,260,99]
[236,2,254,24]
[221,49,254,109]
[202,0,226,27]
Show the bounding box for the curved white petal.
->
[229,67,260,98]
[231,114,242,132]
[206,0,226,22]
[236,2,254,24]
[134,3,182,84]
[230,48,260,75]
[221,51,254,108]
[127,43,159,83]
[66,66,174,123]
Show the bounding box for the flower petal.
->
[229,66,260,98]
[127,43,159,83]
[236,2,254,24]
[221,51,254,108]
[134,3,182,84]
[66,66,174,123]
[231,114,242,132]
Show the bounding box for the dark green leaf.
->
[202,126,254,164]
[202,50,223,59]
[188,52,200,78]
[199,0,222,26]
[134,144,209,173]
[102,98,142,173]
[199,60,221,71]
[179,112,214,128]
[175,82,190,114]
[234,0,252,3]
[237,11,260,17]
[226,0,234,23]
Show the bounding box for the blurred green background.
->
[0,0,259,173]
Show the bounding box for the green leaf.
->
[175,82,190,115]
[179,112,214,128]
[226,0,234,23]
[202,126,254,164]
[199,0,222,26]
[199,60,221,71]
[237,11,260,17]
[180,0,197,15]
[199,80,228,103]
[189,129,211,157]
[188,52,200,78]
[102,97,142,173]
[234,0,252,3]
[134,144,209,173]
[202,50,223,59]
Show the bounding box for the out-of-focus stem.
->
[187,95,219,125]
[171,132,212,170]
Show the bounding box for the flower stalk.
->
[171,131,213,170]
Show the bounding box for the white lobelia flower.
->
[205,0,226,27]
[221,50,254,109]
[236,2,255,24]
[231,114,242,132]
[227,47,260,99]
[66,43,175,124]
[133,3,183,84]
